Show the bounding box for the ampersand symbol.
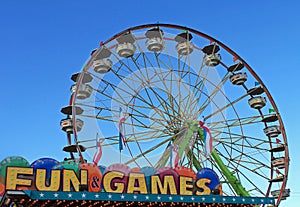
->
[88,173,101,192]
[91,176,100,188]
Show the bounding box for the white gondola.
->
[264,125,281,137]
[61,105,83,115]
[92,58,113,74]
[146,37,164,52]
[60,118,83,133]
[71,72,93,83]
[269,144,285,152]
[70,83,93,99]
[204,53,221,67]
[271,189,290,198]
[176,41,194,55]
[228,62,244,72]
[271,157,285,169]
[262,114,278,123]
[230,72,247,85]
[145,28,164,52]
[63,144,86,153]
[116,42,136,58]
[269,175,284,183]
[248,96,266,109]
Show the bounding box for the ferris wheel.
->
[60,24,289,206]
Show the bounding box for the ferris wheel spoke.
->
[203,92,249,121]
[219,138,270,152]
[214,129,269,145]
[197,69,230,105]
[85,132,171,149]
[79,126,169,145]
[124,136,173,165]
[218,142,270,179]
[209,115,261,130]
[76,100,167,128]
[154,129,188,168]
[231,169,266,196]
[184,68,208,118]
[215,150,268,196]
[176,54,192,116]
[189,148,237,196]
[195,74,231,118]
[126,53,183,124]
[134,39,184,122]
[93,77,179,128]
[141,52,180,121]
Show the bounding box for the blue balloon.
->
[196,168,220,190]
[52,163,64,170]
[98,165,106,175]
[30,158,59,179]
[139,166,157,192]
[139,166,157,176]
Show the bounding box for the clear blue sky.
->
[0,0,299,206]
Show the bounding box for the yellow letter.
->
[103,171,125,193]
[6,167,33,190]
[35,169,60,191]
[127,173,147,194]
[179,176,193,195]
[63,169,87,192]
[195,178,211,195]
[151,175,177,195]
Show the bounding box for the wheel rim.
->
[69,24,289,206]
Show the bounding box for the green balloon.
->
[0,156,30,178]
[60,160,79,172]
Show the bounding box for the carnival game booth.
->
[0,156,276,207]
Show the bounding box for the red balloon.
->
[0,175,5,196]
[78,163,102,192]
[174,166,196,179]
[157,167,179,187]
[103,163,131,193]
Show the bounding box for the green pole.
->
[186,150,202,170]
[198,129,250,196]
[177,121,199,158]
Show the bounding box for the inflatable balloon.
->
[60,160,79,172]
[30,158,59,180]
[196,168,220,190]
[157,167,179,188]
[103,163,131,193]
[52,163,64,170]
[175,166,196,179]
[78,163,102,192]
[30,158,59,188]
[98,165,106,175]
[0,156,29,177]
[104,163,131,175]
[130,167,140,173]
[139,166,157,192]
[0,175,5,196]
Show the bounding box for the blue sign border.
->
[24,191,275,205]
